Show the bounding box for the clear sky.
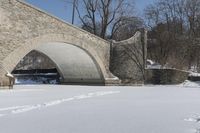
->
[25,0,155,25]
[135,0,155,12]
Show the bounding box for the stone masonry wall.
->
[145,69,189,84]
[110,30,147,84]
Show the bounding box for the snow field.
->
[0,85,200,133]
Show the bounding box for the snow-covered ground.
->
[0,85,200,133]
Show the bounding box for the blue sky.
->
[25,0,155,25]
[135,0,155,12]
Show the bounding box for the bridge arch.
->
[2,34,108,85]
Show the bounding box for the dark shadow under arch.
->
[12,50,63,85]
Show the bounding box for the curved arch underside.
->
[35,42,104,84]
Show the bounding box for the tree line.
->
[145,0,200,71]
[65,0,200,72]
[63,0,143,41]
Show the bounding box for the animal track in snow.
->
[0,91,120,117]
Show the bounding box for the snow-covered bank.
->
[189,72,200,77]
[180,80,200,87]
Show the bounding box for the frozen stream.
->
[0,85,200,133]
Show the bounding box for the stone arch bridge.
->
[0,0,146,86]
[0,0,120,86]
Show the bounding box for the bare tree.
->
[75,0,135,39]
[185,0,200,37]
[111,16,144,41]
[145,0,200,70]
